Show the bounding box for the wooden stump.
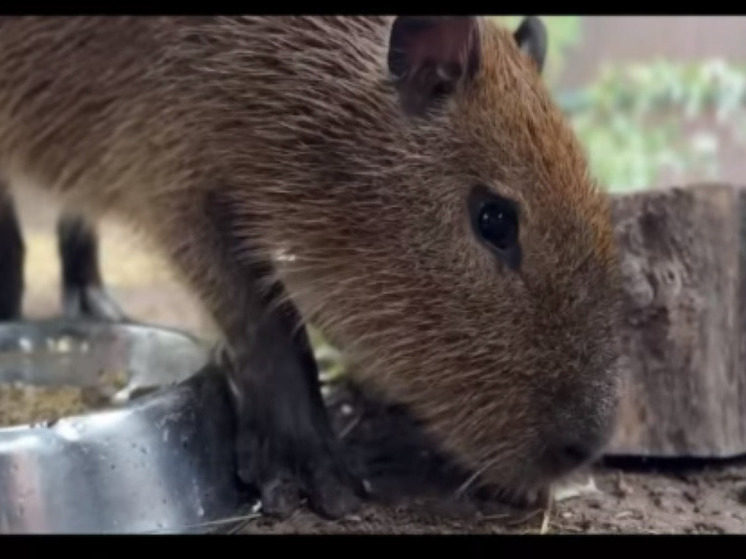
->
[606,183,746,458]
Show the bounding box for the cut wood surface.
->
[607,183,746,458]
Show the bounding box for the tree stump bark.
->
[605,183,746,458]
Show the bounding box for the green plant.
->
[557,59,746,192]
[493,17,746,193]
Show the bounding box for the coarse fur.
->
[0,16,622,515]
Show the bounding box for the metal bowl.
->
[0,319,246,534]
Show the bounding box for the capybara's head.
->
[266,16,623,503]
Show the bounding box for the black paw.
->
[236,429,365,520]
[62,285,127,322]
[305,452,365,519]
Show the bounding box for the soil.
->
[7,188,746,534]
[223,380,746,534]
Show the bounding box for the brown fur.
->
[0,16,622,506]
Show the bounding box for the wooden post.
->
[605,183,746,458]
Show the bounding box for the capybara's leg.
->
[171,193,364,520]
[0,185,23,321]
[56,213,126,322]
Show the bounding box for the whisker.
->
[454,455,499,499]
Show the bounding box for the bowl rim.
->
[0,317,212,431]
[0,316,208,343]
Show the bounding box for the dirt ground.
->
[8,188,746,535]
[228,381,746,534]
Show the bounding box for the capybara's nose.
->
[558,441,595,467]
[543,426,609,474]
[544,439,597,473]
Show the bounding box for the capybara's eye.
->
[478,201,518,251]
[467,185,522,269]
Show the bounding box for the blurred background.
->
[496,15,746,193]
[14,16,746,376]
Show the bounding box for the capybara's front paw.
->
[236,425,364,520]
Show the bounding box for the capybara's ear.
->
[513,16,547,74]
[387,16,481,117]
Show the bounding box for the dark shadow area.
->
[601,454,746,474]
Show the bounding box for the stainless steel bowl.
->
[0,319,246,534]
